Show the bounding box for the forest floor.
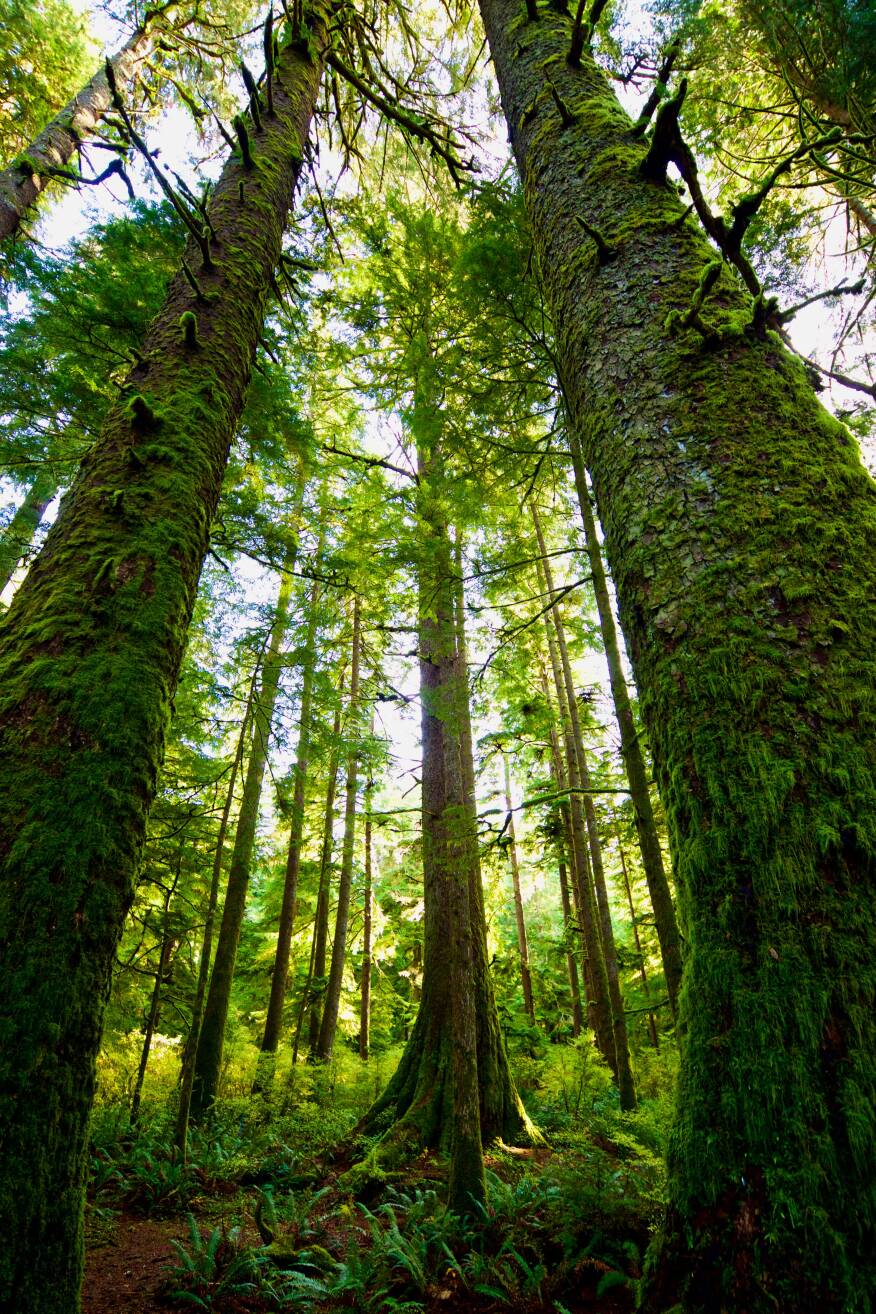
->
[82,1122,652,1314]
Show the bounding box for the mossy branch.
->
[629,37,681,138]
[241,63,263,132]
[664,257,722,343]
[639,77,687,182]
[233,115,255,169]
[179,311,200,348]
[777,275,866,325]
[38,156,135,201]
[263,10,275,116]
[569,0,609,62]
[549,80,576,128]
[576,214,615,264]
[104,58,214,270]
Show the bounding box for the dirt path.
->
[83,1214,180,1314]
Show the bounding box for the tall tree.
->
[479,0,876,1305]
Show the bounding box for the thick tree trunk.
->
[480,2,876,1305]
[174,671,253,1157]
[618,837,659,1049]
[191,565,295,1118]
[315,596,362,1060]
[307,677,345,1055]
[0,20,158,241]
[568,430,683,1015]
[255,573,322,1081]
[0,12,326,1306]
[502,753,536,1026]
[0,467,59,597]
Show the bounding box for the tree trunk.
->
[479,2,876,1305]
[557,847,584,1037]
[0,18,159,241]
[315,596,362,1060]
[255,570,323,1083]
[174,662,255,1157]
[130,880,177,1128]
[190,562,296,1119]
[359,756,374,1061]
[307,674,346,1055]
[0,11,326,1305]
[535,541,615,1071]
[0,466,59,598]
[354,412,532,1210]
[502,753,536,1026]
[567,430,683,1016]
[618,837,659,1049]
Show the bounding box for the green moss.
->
[178,311,200,348]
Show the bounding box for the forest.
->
[0,0,874,1311]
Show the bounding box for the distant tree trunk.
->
[255,570,323,1085]
[174,669,253,1157]
[359,754,374,1062]
[0,17,159,241]
[567,429,682,1015]
[618,837,659,1049]
[557,847,584,1037]
[502,753,536,1026]
[534,505,636,1110]
[356,413,533,1211]
[190,565,295,1119]
[130,863,179,1127]
[0,12,326,1305]
[0,467,59,597]
[316,596,362,1060]
[307,676,345,1056]
[536,546,615,1071]
[479,1,876,1303]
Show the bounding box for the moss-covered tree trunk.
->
[568,429,683,1016]
[480,1,876,1305]
[307,678,345,1055]
[0,466,59,597]
[502,753,536,1026]
[315,595,362,1060]
[191,565,294,1118]
[0,11,326,1305]
[175,671,253,1156]
[255,572,322,1082]
[359,759,374,1061]
[0,16,159,241]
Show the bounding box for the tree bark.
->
[0,18,159,241]
[315,595,362,1060]
[307,673,346,1056]
[190,562,296,1119]
[0,11,326,1305]
[0,466,59,598]
[568,429,683,1015]
[255,569,323,1081]
[174,667,254,1157]
[502,753,536,1026]
[479,1,876,1304]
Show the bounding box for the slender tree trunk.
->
[359,751,374,1061]
[618,838,659,1049]
[536,543,615,1071]
[130,904,176,1127]
[307,675,346,1055]
[479,2,876,1304]
[316,596,362,1061]
[0,12,326,1304]
[536,506,635,1109]
[557,847,583,1036]
[190,564,295,1119]
[568,428,682,1015]
[255,571,323,1084]
[174,664,255,1157]
[0,467,59,597]
[502,753,536,1026]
